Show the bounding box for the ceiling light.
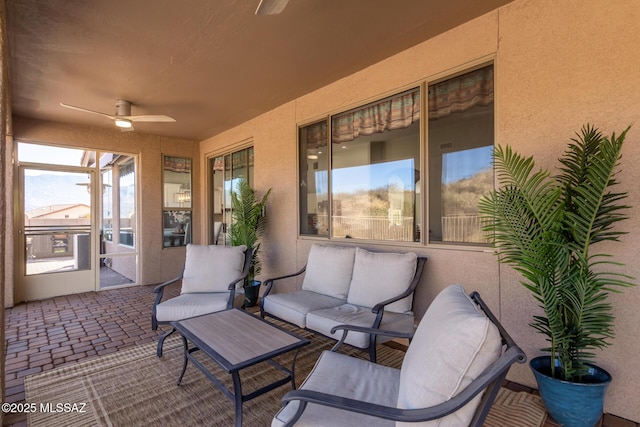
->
[115,118,132,128]
[307,154,318,160]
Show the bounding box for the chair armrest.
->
[371,257,427,314]
[329,324,414,352]
[261,265,306,298]
[280,345,526,426]
[152,275,182,307]
[226,248,253,308]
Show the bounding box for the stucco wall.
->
[199,0,640,421]
[11,116,198,288]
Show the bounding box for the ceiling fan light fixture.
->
[115,118,132,128]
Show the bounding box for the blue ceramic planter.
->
[530,356,611,427]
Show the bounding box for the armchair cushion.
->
[397,284,502,426]
[346,248,417,313]
[272,350,400,427]
[155,293,232,322]
[181,244,247,294]
[302,244,356,299]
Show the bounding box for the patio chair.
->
[272,284,526,427]
[151,244,252,357]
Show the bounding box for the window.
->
[118,158,135,247]
[300,88,421,242]
[427,65,494,244]
[298,64,494,246]
[102,169,113,242]
[299,121,329,236]
[208,146,254,245]
[99,154,137,250]
[163,156,192,248]
[98,152,138,287]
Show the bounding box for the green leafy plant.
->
[478,124,634,381]
[228,179,271,283]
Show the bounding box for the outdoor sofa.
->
[260,244,426,361]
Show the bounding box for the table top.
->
[173,309,310,372]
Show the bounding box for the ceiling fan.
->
[255,0,290,15]
[60,99,176,131]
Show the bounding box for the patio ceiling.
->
[5,0,514,141]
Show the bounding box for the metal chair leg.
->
[157,327,176,358]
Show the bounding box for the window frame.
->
[162,155,193,249]
[296,61,495,248]
[206,144,254,246]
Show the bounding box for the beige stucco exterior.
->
[5,0,640,422]
[198,0,640,421]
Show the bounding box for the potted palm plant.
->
[478,124,634,427]
[228,179,271,307]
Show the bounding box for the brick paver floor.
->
[3,283,179,426]
[3,283,637,427]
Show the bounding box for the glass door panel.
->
[19,167,95,300]
[99,153,138,288]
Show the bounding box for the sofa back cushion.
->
[302,244,356,299]
[346,248,417,313]
[396,284,502,426]
[181,244,247,294]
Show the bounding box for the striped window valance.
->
[303,65,493,149]
[428,65,493,121]
[211,148,254,172]
[164,156,191,173]
[331,88,420,144]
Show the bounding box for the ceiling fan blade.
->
[60,102,115,120]
[126,115,176,123]
[255,0,290,15]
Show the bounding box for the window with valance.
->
[299,63,494,245]
[300,87,421,241]
[428,64,494,244]
[163,155,192,248]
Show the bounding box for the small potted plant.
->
[228,179,271,307]
[479,124,634,427]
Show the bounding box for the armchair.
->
[151,244,251,357]
[272,285,526,426]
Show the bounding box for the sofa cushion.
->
[181,244,247,294]
[396,284,502,427]
[272,351,399,427]
[262,291,345,328]
[302,244,356,299]
[347,248,417,313]
[155,293,231,322]
[306,304,414,348]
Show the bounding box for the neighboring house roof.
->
[25,204,91,219]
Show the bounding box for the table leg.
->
[177,335,189,385]
[231,371,243,427]
[291,348,302,389]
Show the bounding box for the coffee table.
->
[172,309,310,426]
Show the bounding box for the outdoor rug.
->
[25,322,546,427]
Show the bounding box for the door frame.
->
[16,162,98,301]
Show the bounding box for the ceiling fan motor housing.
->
[115,99,132,117]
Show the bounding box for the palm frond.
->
[479,125,634,381]
[228,179,272,280]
